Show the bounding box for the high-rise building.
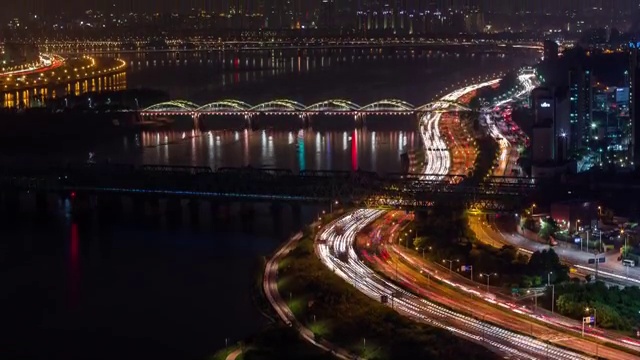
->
[320,0,336,29]
[629,43,640,169]
[568,67,593,151]
[531,86,571,164]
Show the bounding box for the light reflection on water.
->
[0,48,534,360]
[128,129,418,173]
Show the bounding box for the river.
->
[0,48,535,360]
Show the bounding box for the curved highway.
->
[316,209,590,360]
[420,79,499,182]
[313,81,593,359]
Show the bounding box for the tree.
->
[526,248,569,282]
[538,217,558,240]
[413,236,431,250]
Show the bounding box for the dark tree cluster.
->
[553,282,640,331]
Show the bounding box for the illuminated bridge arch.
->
[196,100,252,113]
[305,99,361,112]
[251,99,306,112]
[142,100,199,113]
[360,99,415,112]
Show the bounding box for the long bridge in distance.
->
[1,164,541,212]
[139,99,471,117]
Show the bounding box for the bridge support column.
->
[71,192,93,222]
[244,115,252,129]
[240,203,256,232]
[165,198,183,226]
[147,198,161,225]
[187,199,200,227]
[291,203,302,230]
[192,114,204,132]
[270,202,284,237]
[356,114,365,128]
[131,195,146,221]
[97,195,123,223]
[35,192,48,215]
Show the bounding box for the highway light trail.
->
[483,74,535,176]
[419,80,499,182]
[312,81,590,359]
[316,209,589,360]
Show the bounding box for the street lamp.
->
[530,203,536,216]
[416,246,426,258]
[586,307,597,330]
[547,272,555,314]
[330,200,339,213]
[443,259,459,274]
[479,272,497,292]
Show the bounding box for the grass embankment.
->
[210,255,333,360]
[277,234,499,360]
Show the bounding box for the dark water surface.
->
[0,49,534,359]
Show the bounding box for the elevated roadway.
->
[0,166,536,212]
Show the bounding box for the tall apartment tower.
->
[630,43,640,169]
[568,67,593,152]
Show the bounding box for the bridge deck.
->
[0,164,536,211]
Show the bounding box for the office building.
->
[568,67,593,151]
[630,42,640,169]
[529,86,574,177]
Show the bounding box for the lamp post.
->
[586,230,590,253]
[586,307,597,330]
[531,203,536,216]
[443,259,459,275]
[329,200,339,214]
[548,272,555,314]
[479,273,497,292]
[599,231,602,254]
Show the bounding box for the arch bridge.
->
[139,98,470,117]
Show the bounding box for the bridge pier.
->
[35,192,48,215]
[71,192,94,222]
[147,198,161,226]
[187,199,200,227]
[301,114,310,128]
[240,203,256,232]
[356,114,365,127]
[97,195,123,223]
[291,203,302,230]
[131,195,147,222]
[192,114,205,132]
[270,202,284,237]
[165,198,183,226]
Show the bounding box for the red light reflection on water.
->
[69,222,80,308]
[351,129,358,171]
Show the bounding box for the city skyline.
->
[7,0,640,17]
